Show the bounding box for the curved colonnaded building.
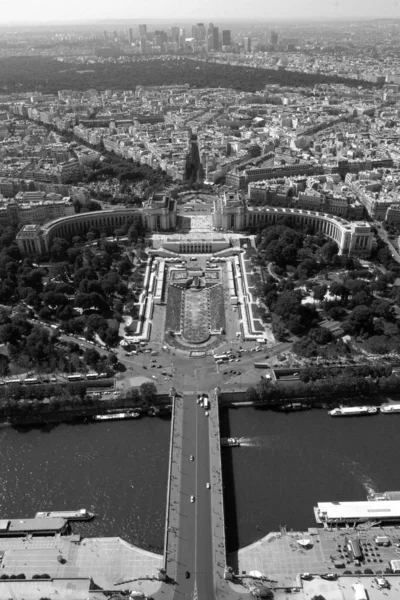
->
[16,191,374,258]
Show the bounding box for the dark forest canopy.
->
[0,56,373,94]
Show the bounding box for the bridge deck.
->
[163,392,230,598]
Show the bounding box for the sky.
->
[0,0,399,24]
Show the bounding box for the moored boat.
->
[93,411,140,421]
[380,404,400,414]
[328,406,378,417]
[35,509,94,521]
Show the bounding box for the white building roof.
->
[317,501,400,520]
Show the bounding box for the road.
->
[375,223,400,264]
[166,394,215,599]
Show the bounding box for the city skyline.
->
[0,0,399,25]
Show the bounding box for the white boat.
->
[93,411,140,421]
[35,509,94,521]
[380,404,400,414]
[221,437,241,447]
[328,406,378,417]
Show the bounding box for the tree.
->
[313,284,327,303]
[321,240,338,262]
[50,238,69,262]
[140,382,157,404]
[0,354,10,378]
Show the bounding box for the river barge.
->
[35,509,94,521]
[93,411,140,421]
[328,406,378,417]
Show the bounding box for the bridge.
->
[161,391,241,600]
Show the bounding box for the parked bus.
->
[213,353,230,362]
[24,378,39,385]
[67,374,84,382]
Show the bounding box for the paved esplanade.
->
[162,392,242,600]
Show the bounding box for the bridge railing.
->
[209,389,227,590]
[163,393,176,570]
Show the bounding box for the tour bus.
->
[67,374,84,382]
[86,373,98,380]
[24,378,39,385]
[213,353,230,362]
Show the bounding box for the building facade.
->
[17,191,373,258]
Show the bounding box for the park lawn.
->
[165,285,183,334]
[210,285,226,331]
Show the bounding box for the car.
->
[152,375,158,380]
[142,365,147,369]
[151,364,156,368]
[190,455,194,461]
[206,483,210,489]
[200,402,203,408]
[205,411,209,417]
[185,571,190,579]
[190,495,195,502]
[196,398,200,404]
[157,365,162,368]
[151,359,157,363]
[223,371,229,375]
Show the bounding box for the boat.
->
[35,509,94,521]
[93,411,141,421]
[380,404,400,414]
[221,437,241,447]
[278,402,310,412]
[328,406,378,417]
[368,491,400,502]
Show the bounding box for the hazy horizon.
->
[0,0,399,26]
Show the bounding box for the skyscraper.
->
[171,26,180,44]
[212,26,219,51]
[129,28,134,45]
[192,23,206,42]
[270,31,278,46]
[244,37,252,53]
[222,30,231,46]
[139,24,147,38]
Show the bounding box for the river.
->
[0,409,399,554]
[220,407,400,551]
[0,418,171,553]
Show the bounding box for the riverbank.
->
[1,400,172,427]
